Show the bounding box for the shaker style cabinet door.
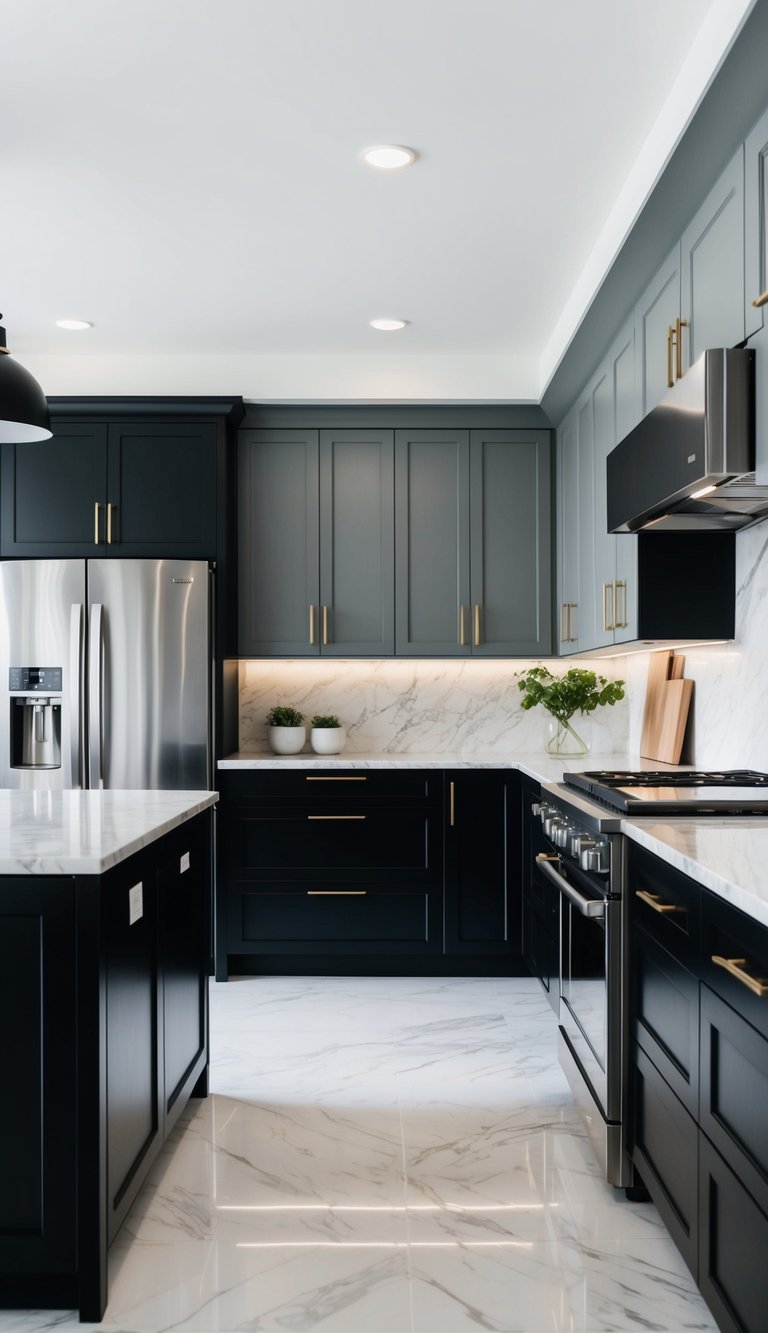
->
[634,244,681,419]
[745,104,768,337]
[470,430,551,656]
[106,421,218,556]
[1,421,109,556]
[557,409,579,653]
[680,146,745,369]
[319,430,394,656]
[395,429,471,656]
[238,429,320,656]
[444,771,521,955]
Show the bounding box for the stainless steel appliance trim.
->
[68,603,84,787]
[558,1029,631,1188]
[87,602,103,788]
[537,854,606,918]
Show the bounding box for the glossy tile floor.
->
[1,977,718,1332]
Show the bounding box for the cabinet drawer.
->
[236,887,436,953]
[632,924,699,1115]
[628,842,700,962]
[226,806,439,882]
[629,1044,698,1277]
[218,770,438,802]
[700,983,768,1212]
[701,891,768,1041]
[699,1133,768,1333]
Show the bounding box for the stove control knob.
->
[566,829,587,858]
[553,822,576,849]
[585,841,610,875]
[537,802,553,823]
[578,838,597,870]
[531,802,544,817]
[543,814,564,839]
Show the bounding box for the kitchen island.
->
[0,789,217,1322]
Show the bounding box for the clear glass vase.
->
[544,715,591,756]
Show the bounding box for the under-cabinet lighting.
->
[689,484,718,499]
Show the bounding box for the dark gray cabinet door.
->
[745,104,768,337]
[634,244,681,418]
[470,430,551,656]
[680,147,745,368]
[1,421,108,556]
[106,422,217,556]
[238,429,320,656]
[395,429,470,656]
[319,430,394,656]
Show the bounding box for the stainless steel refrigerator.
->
[0,559,212,790]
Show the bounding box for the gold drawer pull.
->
[306,776,367,782]
[536,853,559,863]
[307,890,367,896]
[666,324,675,388]
[753,290,768,309]
[449,780,456,827]
[473,603,481,647]
[309,604,316,645]
[322,604,330,646]
[675,316,689,380]
[106,501,115,544]
[712,955,768,997]
[307,814,366,821]
[635,890,686,914]
[94,501,104,545]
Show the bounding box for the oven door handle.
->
[536,853,606,919]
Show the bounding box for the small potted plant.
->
[516,666,625,756]
[310,714,347,755]
[265,705,306,755]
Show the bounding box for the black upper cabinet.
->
[0,399,242,561]
[444,771,522,955]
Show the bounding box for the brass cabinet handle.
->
[568,603,577,643]
[666,325,675,388]
[458,604,467,647]
[635,889,686,914]
[306,776,367,782]
[614,579,628,629]
[307,890,367,896]
[752,289,768,309]
[560,602,568,643]
[449,780,456,827]
[309,605,316,646]
[536,853,559,863]
[307,814,366,821]
[711,955,768,997]
[94,501,104,545]
[675,317,689,380]
[322,604,330,646]
[602,582,615,632]
[473,604,481,647]
[106,502,114,545]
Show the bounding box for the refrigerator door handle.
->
[69,603,84,787]
[88,603,104,788]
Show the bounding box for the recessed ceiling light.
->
[55,319,92,330]
[361,145,417,170]
[369,318,408,331]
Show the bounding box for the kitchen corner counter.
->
[0,789,218,875]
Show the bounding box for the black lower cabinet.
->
[444,771,521,956]
[699,1133,768,1333]
[0,812,211,1322]
[629,1044,699,1276]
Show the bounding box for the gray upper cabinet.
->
[395,430,470,657]
[557,410,579,653]
[680,146,745,368]
[319,430,395,656]
[395,428,551,657]
[634,244,681,418]
[745,105,768,337]
[238,429,320,656]
[469,430,551,656]
[575,398,596,654]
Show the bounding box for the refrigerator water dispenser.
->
[9,667,63,770]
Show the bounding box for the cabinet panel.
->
[591,361,615,650]
[159,823,208,1129]
[611,319,639,642]
[700,983,768,1211]
[444,772,521,955]
[557,410,578,652]
[238,429,320,656]
[239,888,434,950]
[699,1134,768,1333]
[681,147,745,367]
[319,430,394,655]
[574,401,596,653]
[106,422,217,556]
[395,429,470,656]
[218,769,437,802]
[1,422,108,556]
[470,431,551,656]
[630,1044,698,1277]
[745,104,768,337]
[634,245,681,418]
[231,806,436,881]
[632,926,699,1116]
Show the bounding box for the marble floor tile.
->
[0,976,719,1332]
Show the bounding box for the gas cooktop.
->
[563,769,768,815]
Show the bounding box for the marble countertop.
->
[0,789,218,875]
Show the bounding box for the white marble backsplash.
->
[238,658,630,755]
[626,520,768,769]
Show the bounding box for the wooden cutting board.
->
[655,679,694,765]
[640,650,674,758]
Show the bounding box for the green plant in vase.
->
[516,666,625,756]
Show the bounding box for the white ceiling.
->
[1,0,754,400]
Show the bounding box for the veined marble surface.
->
[0,976,718,1332]
[0,789,217,875]
[218,750,664,786]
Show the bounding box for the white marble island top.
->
[0,789,218,875]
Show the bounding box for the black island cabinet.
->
[0,810,212,1323]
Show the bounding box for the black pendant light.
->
[0,314,52,442]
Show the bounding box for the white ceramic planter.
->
[268,725,306,755]
[310,726,347,755]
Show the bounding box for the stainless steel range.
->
[563,768,768,814]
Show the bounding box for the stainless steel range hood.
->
[607,347,768,532]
